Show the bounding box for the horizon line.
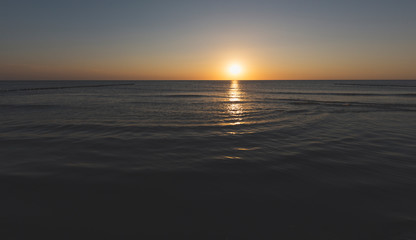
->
[1,79,416,81]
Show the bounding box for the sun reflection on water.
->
[229,80,240,102]
[227,80,244,126]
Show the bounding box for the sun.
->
[228,64,242,75]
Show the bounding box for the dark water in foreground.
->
[1,80,416,239]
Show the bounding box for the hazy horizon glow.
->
[1,0,416,80]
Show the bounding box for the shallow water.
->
[1,80,416,239]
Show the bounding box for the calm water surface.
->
[1,80,416,239]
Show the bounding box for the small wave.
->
[163,94,212,98]
[334,83,416,88]
[263,91,416,97]
[0,104,60,110]
[0,83,135,93]
[262,98,416,111]
[234,147,262,151]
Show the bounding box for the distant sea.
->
[1,80,416,239]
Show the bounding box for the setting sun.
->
[228,64,243,76]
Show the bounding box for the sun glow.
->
[228,64,242,76]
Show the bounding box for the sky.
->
[1,0,416,80]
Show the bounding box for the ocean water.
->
[1,80,416,239]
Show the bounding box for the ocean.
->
[1,80,416,239]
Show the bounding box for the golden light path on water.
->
[227,80,244,126]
